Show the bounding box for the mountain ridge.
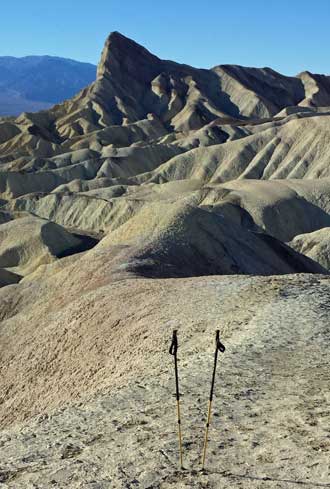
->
[0,55,97,116]
[47,32,330,137]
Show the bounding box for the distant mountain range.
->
[0,55,96,116]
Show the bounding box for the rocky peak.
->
[96,31,162,82]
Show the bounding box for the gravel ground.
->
[0,274,330,488]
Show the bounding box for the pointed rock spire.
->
[96,31,162,82]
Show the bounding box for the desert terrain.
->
[0,32,330,488]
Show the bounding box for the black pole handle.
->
[209,330,225,402]
[216,330,225,353]
[169,330,178,356]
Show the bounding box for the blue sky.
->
[2,0,329,75]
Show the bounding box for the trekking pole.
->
[169,330,184,469]
[201,330,225,470]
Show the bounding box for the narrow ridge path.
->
[0,275,329,488]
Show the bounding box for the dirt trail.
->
[0,275,330,488]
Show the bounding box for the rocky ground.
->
[0,273,329,488]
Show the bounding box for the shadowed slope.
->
[100,200,326,277]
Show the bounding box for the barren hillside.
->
[0,32,330,488]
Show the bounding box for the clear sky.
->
[1,0,329,75]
